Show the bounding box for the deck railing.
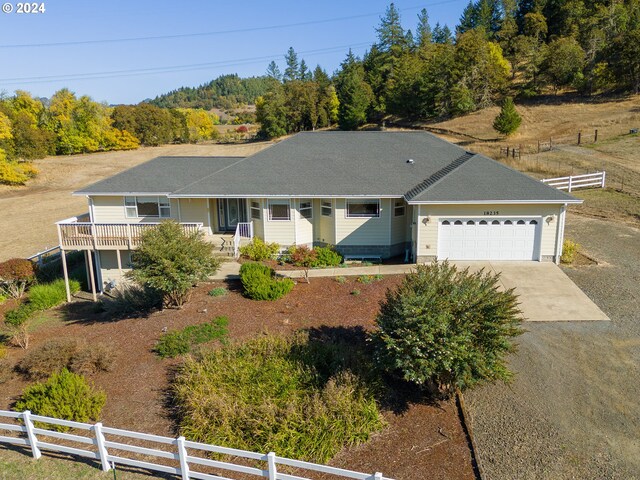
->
[0,410,391,480]
[233,221,254,258]
[56,217,203,249]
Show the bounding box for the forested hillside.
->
[148,74,277,110]
[254,0,640,138]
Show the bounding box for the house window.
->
[321,200,332,217]
[268,200,290,221]
[394,199,405,217]
[299,199,313,219]
[346,199,380,218]
[125,196,171,218]
[250,201,261,220]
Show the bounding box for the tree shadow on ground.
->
[293,325,441,415]
[59,289,161,325]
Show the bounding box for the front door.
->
[218,199,247,231]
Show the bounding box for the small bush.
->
[207,287,227,297]
[561,239,580,264]
[14,369,106,432]
[0,359,14,384]
[288,245,318,267]
[3,303,35,349]
[239,238,280,261]
[98,284,161,318]
[0,343,6,359]
[28,279,80,310]
[314,246,343,267]
[335,276,347,284]
[18,340,114,379]
[357,275,374,284]
[155,316,228,358]
[0,258,36,299]
[351,289,361,296]
[0,293,7,305]
[239,263,294,301]
[371,261,523,395]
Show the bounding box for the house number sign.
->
[483,211,500,215]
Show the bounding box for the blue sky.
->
[0,0,468,104]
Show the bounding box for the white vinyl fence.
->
[0,410,392,480]
[541,171,606,192]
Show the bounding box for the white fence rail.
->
[0,410,391,480]
[233,221,254,259]
[541,171,606,192]
[27,246,62,265]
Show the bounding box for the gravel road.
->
[466,214,640,479]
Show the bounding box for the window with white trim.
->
[346,199,380,218]
[394,199,405,217]
[299,199,313,219]
[250,201,261,220]
[321,200,332,217]
[268,200,290,221]
[125,196,171,218]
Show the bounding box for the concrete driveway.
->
[454,261,609,322]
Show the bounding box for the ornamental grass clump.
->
[171,333,384,463]
[371,261,523,395]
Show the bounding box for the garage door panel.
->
[438,217,540,261]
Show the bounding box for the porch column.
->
[87,250,98,302]
[60,249,71,303]
[116,249,123,280]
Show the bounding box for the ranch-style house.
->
[56,131,580,298]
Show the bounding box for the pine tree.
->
[376,2,407,53]
[299,59,311,81]
[416,8,432,47]
[493,97,521,135]
[283,47,299,82]
[266,61,282,81]
[335,50,373,130]
[457,1,478,35]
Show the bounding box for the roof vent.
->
[407,159,415,164]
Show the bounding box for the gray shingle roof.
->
[74,131,579,204]
[74,156,244,195]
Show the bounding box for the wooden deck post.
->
[87,250,97,302]
[60,249,72,303]
[116,249,123,280]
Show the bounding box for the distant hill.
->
[148,74,277,110]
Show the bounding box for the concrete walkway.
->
[212,260,608,322]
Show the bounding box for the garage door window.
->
[479,220,487,225]
[530,220,538,225]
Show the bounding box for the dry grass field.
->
[0,141,272,262]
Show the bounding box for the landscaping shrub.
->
[314,246,343,267]
[28,279,80,310]
[155,316,228,358]
[371,261,523,395]
[335,276,347,284]
[561,239,580,264]
[129,221,220,307]
[0,293,7,305]
[239,237,280,261]
[171,333,384,463]
[98,283,162,318]
[3,303,36,349]
[18,339,114,379]
[0,359,13,384]
[288,245,317,267]
[0,258,35,299]
[207,287,227,297]
[14,369,106,432]
[239,263,294,301]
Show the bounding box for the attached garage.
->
[437,218,541,261]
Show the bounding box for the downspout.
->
[555,204,567,264]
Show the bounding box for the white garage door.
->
[438,218,541,261]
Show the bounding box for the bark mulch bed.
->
[0,276,476,480]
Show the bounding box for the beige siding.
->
[263,199,296,246]
[390,199,409,245]
[416,203,562,258]
[335,198,391,246]
[178,198,211,233]
[98,250,132,287]
[295,199,314,247]
[91,196,179,223]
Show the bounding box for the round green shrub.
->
[239,238,280,261]
[239,263,294,301]
[371,261,523,395]
[14,369,106,431]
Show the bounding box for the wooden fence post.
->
[93,422,111,472]
[538,140,540,153]
[177,436,190,480]
[578,131,581,145]
[22,411,41,459]
[594,129,598,142]
[267,452,277,480]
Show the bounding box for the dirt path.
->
[465,215,640,479]
[0,142,272,261]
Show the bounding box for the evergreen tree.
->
[335,51,373,130]
[493,97,521,135]
[375,3,407,53]
[433,23,454,44]
[266,61,282,81]
[283,47,299,82]
[416,8,433,47]
[457,1,478,35]
[299,59,311,81]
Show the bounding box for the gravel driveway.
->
[465,214,640,479]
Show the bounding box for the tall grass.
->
[29,279,80,310]
[171,333,384,463]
